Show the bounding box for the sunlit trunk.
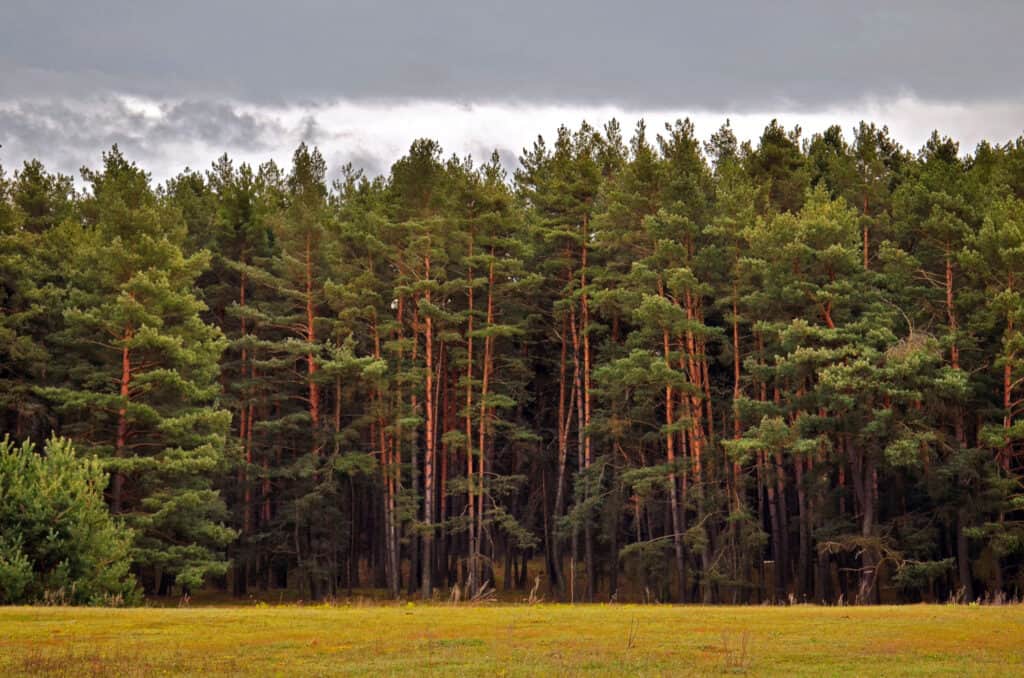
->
[113,324,133,514]
[422,252,435,599]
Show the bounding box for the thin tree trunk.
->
[247,393,255,531]
[305,233,320,457]
[659,279,686,602]
[408,301,420,597]
[946,244,960,371]
[580,232,595,601]
[334,375,342,455]
[795,456,809,599]
[581,231,592,470]
[392,299,406,598]
[774,450,789,599]
[476,255,495,590]
[1002,306,1014,471]
[569,304,584,599]
[440,347,451,586]
[682,278,712,602]
[464,240,477,595]
[551,291,571,593]
[114,324,133,514]
[239,271,251,535]
[957,507,974,602]
[422,252,435,599]
[765,452,781,601]
[858,455,877,604]
[730,287,744,554]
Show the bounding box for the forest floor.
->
[1,603,1022,676]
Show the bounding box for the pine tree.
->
[40,147,233,592]
[747,119,810,215]
[516,122,604,600]
[966,195,1024,590]
[0,435,139,604]
[0,161,71,440]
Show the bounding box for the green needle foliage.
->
[4,121,1024,604]
[0,435,138,605]
[38,148,233,592]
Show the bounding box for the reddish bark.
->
[464,237,477,592]
[305,233,320,454]
[113,324,133,514]
[659,278,686,600]
[422,251,435,598]
[475,255,496,585]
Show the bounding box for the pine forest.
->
[6,118,1024,606]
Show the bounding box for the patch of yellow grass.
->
[0,603,1021,676]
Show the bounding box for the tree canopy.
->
[4,120,1024,604]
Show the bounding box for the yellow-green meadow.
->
[2,603,1022,676]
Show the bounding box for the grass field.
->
[1,603,1022,676]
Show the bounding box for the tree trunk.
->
[765,453,782,601]
[239,271,251,535]
[682,284,712,602]
[957,507,974,602]
[795,456,809,599]
[552,302,571,594]
[408,302,420,597]
[305,233,320,455]
[1002,310,1015,471]
[422,253,435,599]
[659,280,686,602]
[439,350,451,586]
[580,233,595,601]
[945,244,959,371]
[113,324,133,514]
[569,305,583,598]
[465,244,477,595]
[475,255,496,592]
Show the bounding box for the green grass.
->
[1,603,1022,676]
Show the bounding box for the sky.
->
[2,1,1023,182]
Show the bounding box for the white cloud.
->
[2,94,1023,184]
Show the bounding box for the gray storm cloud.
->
[2,1,1022,108]
[0,96,287,178]
[1,2,1023,181]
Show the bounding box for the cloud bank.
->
[2,95,1023,183]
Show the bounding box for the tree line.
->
[3,118,1024,604]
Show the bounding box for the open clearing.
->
[1,604,1022,676]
